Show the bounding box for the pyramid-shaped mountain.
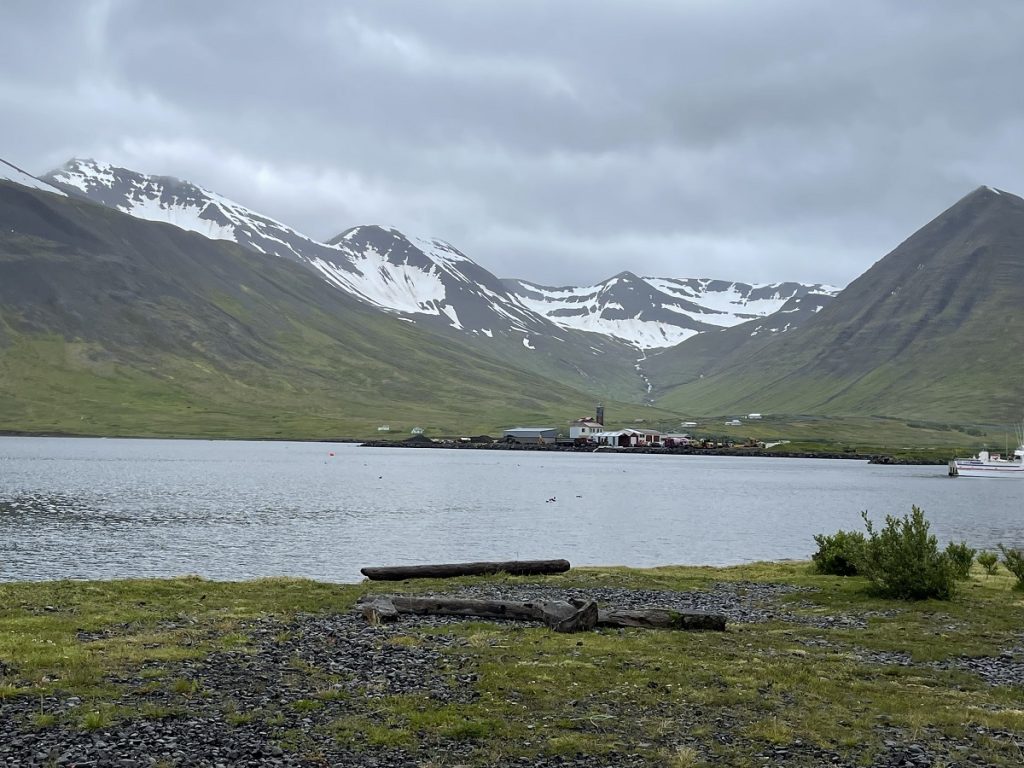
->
[651,186,1024,422]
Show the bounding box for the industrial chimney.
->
[595,404,605,425]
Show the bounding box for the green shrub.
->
[811,530,866,576]
[858,507,956,600]
[944,541,976,580]
[977,550,999,576]
[998,544,1024,588]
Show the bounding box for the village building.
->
[590,428,662,447]
[502,427,558,444]
[569,418,604,441]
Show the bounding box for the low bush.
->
[858,506,956,600]
[811,530,866,576]
[977,550,999,576]
[998,544,1024,588]
[944,541,976,580]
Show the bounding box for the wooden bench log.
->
[357,595,598,633]
[360,559,571,581]
[598,608,726,631]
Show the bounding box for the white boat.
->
[950,424,1024,478]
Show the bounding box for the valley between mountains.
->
[1,156,1022,441]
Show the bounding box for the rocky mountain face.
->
[42,159,831,355]
[506,273,835,349]
[41,160,574,344]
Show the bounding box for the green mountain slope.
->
[651,186,1024,423]
[0,182,665,438]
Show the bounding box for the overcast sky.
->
[2,1,1023,287]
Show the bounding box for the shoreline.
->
[0,431,956,465]
[360,438,947,464]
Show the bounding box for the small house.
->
[635,429,662,445]
[377,424,391,432]
[747,413,763,420]
[590,428,660,447]
[410,427,425,435]
[591,429,637,447]
[569,418,604,441]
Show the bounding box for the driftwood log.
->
[358,595,726,632]
[598,608,726,631]
[360,559,571,581]
[359,595,598,633]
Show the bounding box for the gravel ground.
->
[1,582,1022,767]
[445,581,873,628]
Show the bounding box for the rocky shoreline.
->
[2,580,1021,767]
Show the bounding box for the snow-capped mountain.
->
[42,159,553,344]
[506,273,837,349]
[40,158,836,354]
[320,225,549,338]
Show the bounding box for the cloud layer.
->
[3,0,1023,286]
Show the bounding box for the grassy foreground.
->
[1,564,1023,766]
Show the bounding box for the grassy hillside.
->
[0,183,668,439]
[650,187,1024,423]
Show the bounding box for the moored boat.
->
[949,424,1024,478]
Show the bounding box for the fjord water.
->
[1,437,1021,583]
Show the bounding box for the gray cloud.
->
[2,0,1023,287]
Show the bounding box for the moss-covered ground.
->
[1,564,1022,766]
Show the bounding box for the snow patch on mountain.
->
[310,253,447,315]
[0,158,66,196]
[41,157,839,354]
[644,278,836,324]
[507,274,837,350]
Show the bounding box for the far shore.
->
[360,437,948,464]
[0,429,952,464]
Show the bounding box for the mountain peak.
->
[609,270,641,282]
[958,184,1022,207]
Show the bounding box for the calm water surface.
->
[1,437,1021,582]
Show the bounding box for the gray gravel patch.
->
[443,580,875,629]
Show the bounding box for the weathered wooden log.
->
[598,608,726,631]
[360,559,571,581]
[357,595,598,633]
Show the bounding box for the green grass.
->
[1,566,1022,764]
[0,331,675,440]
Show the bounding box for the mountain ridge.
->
[42,158,832,353]
[9,154,1022,427]
[0,176,670,437]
